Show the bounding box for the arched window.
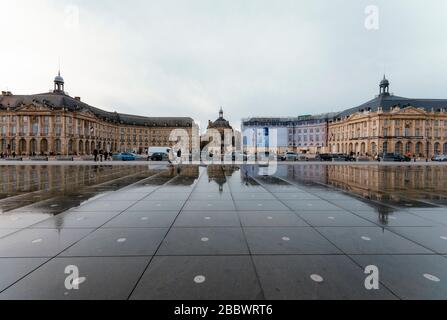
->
[68,140,73,154]
[0,139,6,152]
[29,139,37,154]
[55,139,62,154]
[415,142,423,155]
[371,143,377,155]
[434,142,441,155]
[10,139,16,153]
[405,142,412,155]
[40,139,48,154]
[19,139,27,154]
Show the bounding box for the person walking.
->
[93,149,98,162]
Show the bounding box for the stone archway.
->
[405,142,413,155]
[415,142,423,156]
[40,139,48,155]
[395,141,403,155]
[79,140,84,155]
[382,142,388,154]
[434,142,441,155]
[19,139,27,155]
[54,139,62,154]
[29,139,37,155]
[371,142,377,155]
[68,140,73,155]
[0,139,6,153]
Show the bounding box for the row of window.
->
[288,128,324,134]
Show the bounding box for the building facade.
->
[0,73,195,156]
[242,76,447,158]
[201,108,235,156]
[327,77,447,158]
[242,114,334,154]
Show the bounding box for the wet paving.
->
[0,163,447,300]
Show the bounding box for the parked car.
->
[334,154,356,161]
[281,152,299,161]
[148,147,171,157]
[432,154,447,162]
[130,153,148,160]
[232,151,248,162]
[150,152,169,161]
[316,153,334,161]
[380,153,411,162]
[112,153,137,161]
[244,152,256,162]
[256,152,276,161]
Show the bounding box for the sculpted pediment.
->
[348,113,367,121]
[16,103,51,112]
[390,106,426,115]
[78,108,97,118]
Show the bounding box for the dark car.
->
[334,154,356,161]
[381,153,411,162]
[317,153,333,161]
[150,152,169,161]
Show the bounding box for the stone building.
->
[327,76,447,158]
[201,108,234,156]
[242,114,334,154]
[0,72,195,156]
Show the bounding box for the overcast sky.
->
[1,0,446,131]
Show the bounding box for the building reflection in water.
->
[0,165,161,214]
[206,165,240,192]
[1,164,446,225]
[242,164,447,225]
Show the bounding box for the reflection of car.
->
[281,152,298,161]
[432,154,447,162]
[381,153,411,162]
[112,153,137,161]
[150,152,169,161]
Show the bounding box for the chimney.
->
[74,97,81,101]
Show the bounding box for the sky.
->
[1,0,446,131]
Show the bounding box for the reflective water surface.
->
[0,164,446,300]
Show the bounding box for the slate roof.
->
[335,93,447,119]
[0,92,194,127]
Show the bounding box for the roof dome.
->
[54,72,64,83]
[380,75,389,86]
